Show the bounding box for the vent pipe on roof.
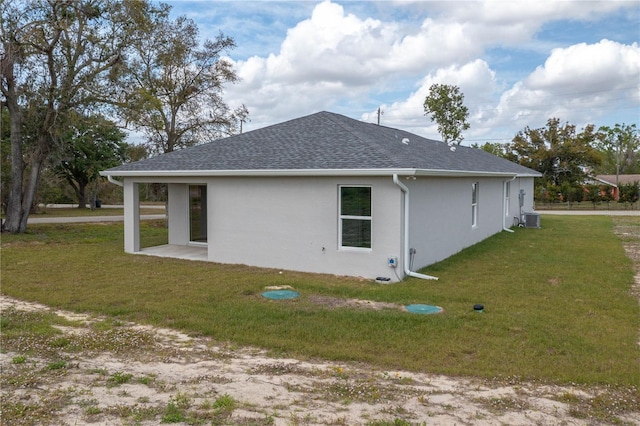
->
[393,174,438,281]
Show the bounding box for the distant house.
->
[594,174,640,200]
[101,111,540,282]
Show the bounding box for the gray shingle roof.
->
[104,111,539,177]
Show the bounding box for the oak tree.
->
[596,123,640,180]
[508,118,601,203]
[1,0,142,232]
[54,112,127,208]
[120,9,246,154]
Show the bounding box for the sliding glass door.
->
[189,185,207,243]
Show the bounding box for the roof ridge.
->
[322,112,415,164]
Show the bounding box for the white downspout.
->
[503,176,517,233]
[392,174,438,281]
[107,175,124,187]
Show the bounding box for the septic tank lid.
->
[405,304,443,314]
[262,290,300,300]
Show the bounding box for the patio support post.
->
[167,183,189,245]
[123,180,140,253]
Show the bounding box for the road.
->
[26,204,165,224]
[27,214,166,224]
[536,209,640,216]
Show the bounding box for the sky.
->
[166,0,640,145]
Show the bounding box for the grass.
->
[1,216,639,386]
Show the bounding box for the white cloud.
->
[366,38,640,143]
[493,39,640,133]
[218,0,638,140]
[526,39,640,91]
[225,1,394,126]
[225,0,494,129]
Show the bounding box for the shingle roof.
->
[103,111,539,177]
[596,174,640,186]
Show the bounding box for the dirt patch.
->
[612,217,640,346]
[2,295,639,426]
[308,295,406,311]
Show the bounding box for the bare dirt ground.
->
[2,218,639,425]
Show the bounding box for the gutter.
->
[392,174,438,281]
[503,175,517,233]
[107,175,124,187]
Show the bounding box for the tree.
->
[120,9,247,154]
[54,112,127,208]
[508,118,601,204]
[423,84,470,148]
[583,184,603,208]
[0,106,11,220]
[619,182,640,206]
[595,124,640,190]
[472,141,508,158]
[1,0,145,233]
[509,118,601,186]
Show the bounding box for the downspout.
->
[503,175,517,233]
[107,175,124,187]
[392,174,438,281]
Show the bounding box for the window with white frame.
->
[339,186,372,249]
[505,181,510,217]
[471,182,479,227]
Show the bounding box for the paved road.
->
[38,203,164,209]
[538,210,640,216]
[27,214,166,224]
[26,204,166,224]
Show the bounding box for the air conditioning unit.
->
[523,213,540,229]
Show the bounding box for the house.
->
[101,111,540,282]
[594,174,640,200]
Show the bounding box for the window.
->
[471,182,478,227]
[339,186,371,249]
[505,181,510,217]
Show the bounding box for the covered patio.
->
[121,180,210,262]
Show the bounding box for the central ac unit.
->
[523,213,540,229]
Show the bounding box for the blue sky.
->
[166,0,639,144]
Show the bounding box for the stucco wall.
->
[405,176,535,272]
[124,174,536,282]
[205,176,404,281]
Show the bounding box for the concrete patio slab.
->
[138,244,208,262]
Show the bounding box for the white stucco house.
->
[101,111,540,282]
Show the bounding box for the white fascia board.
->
[590,176,617,187]
[100,168,535,178]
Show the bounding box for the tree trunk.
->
[76,182,87,209]
[18,150,45,232]
[4,52,25,233]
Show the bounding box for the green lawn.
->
[1,216,639,386]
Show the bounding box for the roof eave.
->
[101,168,539,178]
